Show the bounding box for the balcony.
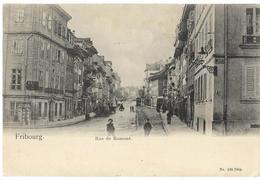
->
[240,35,260,49]
[44,88,64,94]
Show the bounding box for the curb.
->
[4,118,88,129]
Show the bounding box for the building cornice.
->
[4,31,70,49]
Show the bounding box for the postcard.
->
[2,3,260,176]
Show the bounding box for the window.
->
[46,42,50,59]
[60,51,64,63]
[205,22,208,45]
[51,70,55,88]
[45,71,49,88]
[54,17,57,34]
[55,75,59,89]
[48,15,52,30]
[195,73,207,103]
[163,89,167,96]
[11,69,22,90]
[60,76,64,90]
[55,103,58,116]
[39,70,44,87]
[59,103,62,116]
[52,47,56,63]
[246,8,260,35]
[58,23,61,36]
[38,102,42,117]
[256,9,260,34]
[57,50,61,63]
[42,11,47,27]
[203,74,207,100]
[15,9,24,23]
[200,76,203,100]
[62,26,66,38]
[246,8,254,35]
[40,40,44,59]
[244,66,260,98]
[13,40,23,54]
[10,102,16,116]
[44,102,47,117]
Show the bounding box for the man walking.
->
[143,118,152,136]
[106,119,115,137]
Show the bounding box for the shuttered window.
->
[15,9,24,23]
[13,40,23,54]
[244,66,260,98]
[256,67,260,96]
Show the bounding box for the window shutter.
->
[256,67,260,96]
[205,74,207,99]
[246,67,255,97]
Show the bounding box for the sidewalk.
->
[4,115,87,129]
[136,105,199,136]
[162,115,199,136]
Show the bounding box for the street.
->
[4,101,182,137]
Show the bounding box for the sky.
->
[61,4,184,87]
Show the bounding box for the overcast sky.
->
[61,4,183,87]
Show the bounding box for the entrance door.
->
[203,120,206,134]
[197,118,199,131]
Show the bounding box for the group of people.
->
[129,106,135,112]
[106,118,153,137]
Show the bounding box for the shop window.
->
[38,102,42,117]
[59,103,62,116]
[44,102,48,117]
[55,103,58,116]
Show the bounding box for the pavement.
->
[4,115,87,129]
[4,101,139,137]
[4,102,200,137]
[136,105,199,136]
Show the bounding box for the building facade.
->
[172,4,260,134]
[3,4,121,126]
[3,4,72,125]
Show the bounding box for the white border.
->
[1,0,260,180]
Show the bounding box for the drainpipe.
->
[24,33,34,101]
[223,5,228,135]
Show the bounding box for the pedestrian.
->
[167,110,173,124]
[119,103,124,111]
[143,118,152,136]
[106,119,115,137]
[132,106,135,112]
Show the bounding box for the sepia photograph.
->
[2,1,260,177]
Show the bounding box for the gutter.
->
[24,33,34,99]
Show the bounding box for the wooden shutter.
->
[246,67,255,97]
[256,67,260,96]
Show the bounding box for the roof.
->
[52,5,72,21]
[148,68,167,81]
[144,63,161,72]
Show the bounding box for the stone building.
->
[173,4,260,134]
[3,4,72,126]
